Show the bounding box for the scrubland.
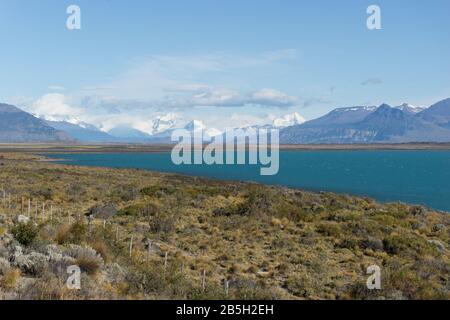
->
[0,152,448,300]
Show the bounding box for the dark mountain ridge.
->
[0,104,73,143]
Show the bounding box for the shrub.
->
[68,245,104,275]
[359,237,384,252]
[55,221,88,245]
[12,222,39,246]
[0,268,21,289]
[150,212,176,234]
[89,240,110,263]
[32,187,53,200]
[410,206,428,216]
[0,257,11,275]
[316,222,341,237]
[140,184,176,197]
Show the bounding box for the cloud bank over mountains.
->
[12,50,309,134]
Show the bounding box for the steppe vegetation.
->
[0,152,448,300]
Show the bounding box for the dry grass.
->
[0,152,448,300]
[0,268,21,289]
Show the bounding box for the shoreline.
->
[2,142,450,154]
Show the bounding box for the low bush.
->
[0,268,21,289]
[12,222,39,246]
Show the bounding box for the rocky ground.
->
[0,152,449,300]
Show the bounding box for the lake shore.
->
[0,151,448,300]
[2,142,450,154]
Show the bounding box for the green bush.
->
[12,222,39,246]
[140,184,176,197]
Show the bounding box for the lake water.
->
[45,151,450,212]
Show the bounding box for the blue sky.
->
[0,0,449,132]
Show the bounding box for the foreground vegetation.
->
[0,152,448,300]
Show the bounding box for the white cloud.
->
[24,50,304,132]
[30,93,82,121]
[81,50,299,102]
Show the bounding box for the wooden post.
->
[129,236,134,258]
[21,197,24,214]
[50,204,53,222]
[224,280,229,297]
[201,269,206,292]
[28,199,31,217]
[103,220,106,229]
[115,227,119,242]
[34,201,38,220]
[42,203,45,221]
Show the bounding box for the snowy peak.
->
[395,103,425,114]
[151,113,182,135]
[184,120,207,131]
[333,106,378,113]
[273,112,305,128]
[184,120,222,139]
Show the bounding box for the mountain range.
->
[1,98,450,144]
[0,103,73,143]
[280,98,450,144]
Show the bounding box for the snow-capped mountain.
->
[151,113,182,135]
[395,103,426,114]
[280,99,450,144]
[45,119,114,142]
[272,112,305,128]
[39,114,99,131]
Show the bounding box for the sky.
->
[0,0,449,132]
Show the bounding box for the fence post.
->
[224,280,229,297]
[129,236,134,258]
[202,269,206,292]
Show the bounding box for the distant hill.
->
[107,126,153,143]
[45,120,115,143]
[417,98,450,129]
[280,98,450,144]
[0,103,73,143]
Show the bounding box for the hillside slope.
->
[0,153,448,300]
[0,104,73,143]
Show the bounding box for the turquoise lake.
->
[45,151,450,212]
